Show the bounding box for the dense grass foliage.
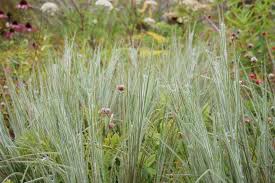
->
[0,28,274,182]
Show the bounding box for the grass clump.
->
[0,28,274,183]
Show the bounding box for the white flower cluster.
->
[145,0,158,6]
[41,2,59,16]
[95,0,113,10]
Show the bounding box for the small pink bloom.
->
[25,23,32,31]
[249,73,256,80]
[4,29,14,39]
[24,22,37,32]
[255,79,263,85]
[16,0,31,10]
[0,11,7,19]
[10,21,25,32]
[10,21,19,28]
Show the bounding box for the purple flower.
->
[0,11,7,19]
[25,22,36,32]
[4,29,15,39]
[10,21,25,32]
[16,0,31,10]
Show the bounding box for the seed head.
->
[99,107,112,116]
[268,73,275,81]
[243,116,251,124]
[267,117,272,124]
[250,56,257,63]
[247,43,254,49]
[108,122,115,129]
[239,80,244,85]
[116,84,125,92]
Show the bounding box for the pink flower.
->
[16,0,31,10]
[249,73,256,80]
[4,29,15,39]
[255,79,263,85]
[10,21,25,32]
[0,11,7,19]
[24,22,37,32]
[25,23,33,32]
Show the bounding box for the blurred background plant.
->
[223,0,274,79]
